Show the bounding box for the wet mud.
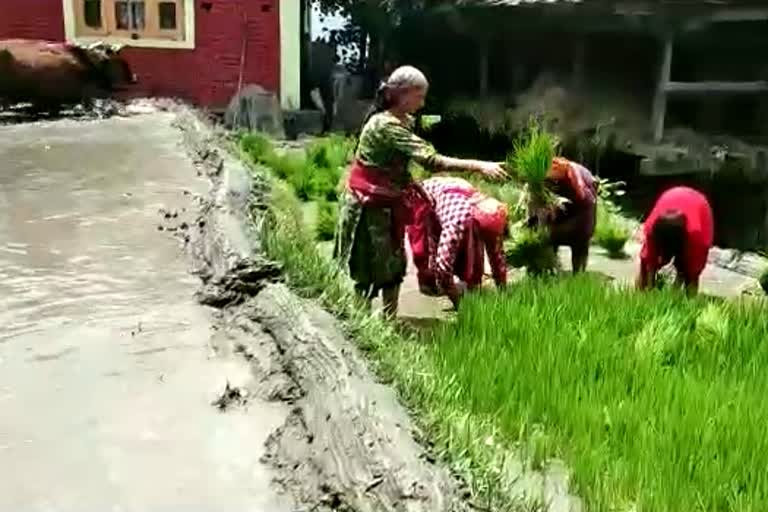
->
[0,107,291,511]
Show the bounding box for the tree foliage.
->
[313,0,431,70]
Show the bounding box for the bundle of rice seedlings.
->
[504,224,559,275]
[504,121,561,274]
[507,119,558,201]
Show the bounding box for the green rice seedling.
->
[694,302,730,350]
[239,132,275,164]
[264,150,306,182]
[507,119,558,205]
[306,134,355,171]
[285,162,314,200]
[633,311,687,363]
[505,225,559,275]
[304,135,353,201]
[423,276,768,510]
[310,165,342,202]
[594,178,632,258]
[275,155,339,202]
[654,266,676,290]
[315,199,338,242]
[594,208,631,259]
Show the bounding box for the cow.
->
[0,39,136,113]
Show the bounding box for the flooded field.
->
[0,113,290,511]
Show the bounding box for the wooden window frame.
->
[63,0,195,50]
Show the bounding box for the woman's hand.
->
[476,161,508,181]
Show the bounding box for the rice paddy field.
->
[245,130,768,511]
[422,277,768,510]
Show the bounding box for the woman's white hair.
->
[385,65,429,90]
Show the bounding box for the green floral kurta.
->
[333,111,438,293]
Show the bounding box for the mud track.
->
[176,108,471,511]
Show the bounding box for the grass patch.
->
[316,199,338,242]
[424,276,768,510]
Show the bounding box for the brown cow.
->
[0,39,136,112]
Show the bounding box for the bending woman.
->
[407,176,508,309]
[637,186,714,295]
[527,157,598,273]
[333,65,506,317]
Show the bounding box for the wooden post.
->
[651,33,673,143]
[479,38,489,96]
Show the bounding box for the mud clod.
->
[196,258,282,308]
[211,381,249,411]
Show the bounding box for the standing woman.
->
[333,65,506,317]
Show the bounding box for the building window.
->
[159,2,177,30]
[65,0,194,49]
[84,0,102,28]
[115,0,146,31]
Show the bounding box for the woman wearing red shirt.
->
[637,186,714,294]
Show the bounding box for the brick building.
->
[0,0,302,109]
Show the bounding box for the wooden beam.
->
[683,8,768,31]
[665,81,768,94]
[651,33,673,143]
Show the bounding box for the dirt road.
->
[0,113,290,510]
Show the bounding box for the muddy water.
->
[0,114,289,511]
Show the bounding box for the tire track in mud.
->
[175,107,472,512]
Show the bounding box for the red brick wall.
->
[0,0,280,108]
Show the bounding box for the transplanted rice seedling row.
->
[423,276,768,511]
[240,132,352,239]
[239,131,354,203]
